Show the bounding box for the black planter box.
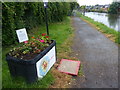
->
[6,40,56,83]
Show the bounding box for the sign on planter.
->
[36,46,56,78]
[16,28,28,43]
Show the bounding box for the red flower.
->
[32,37,35,39]
[42,33,46,36]
[46,36,49,38]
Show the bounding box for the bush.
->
[2,2,78,46]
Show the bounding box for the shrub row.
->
[2,2,79,46]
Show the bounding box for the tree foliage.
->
[108,2,120,14]
[2,2,78,46]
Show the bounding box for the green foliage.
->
[2,2,78,46]
[108,2,120,14]
[69,2,79,15]
[2,2,16,45]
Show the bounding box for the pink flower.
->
[24,41,28,43]
[40,40,44,43]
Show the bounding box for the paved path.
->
[71,17,118,88]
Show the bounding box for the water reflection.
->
[108,14,119,29]
[85,12,119,31]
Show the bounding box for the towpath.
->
[71,17,118,88]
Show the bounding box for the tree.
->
[80,5,86,15]
[108,2,120,14]
[69,2,79,15]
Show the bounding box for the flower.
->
[24,41,28,43]
[9,34,51,59]
[46,36,49,38]
[32,37,35,39]
[42,33,46,36]
[40,40,44,43]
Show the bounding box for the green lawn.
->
[2,16,74,88]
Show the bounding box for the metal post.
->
[45,7,49,36]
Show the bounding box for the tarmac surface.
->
[71,17,118,88]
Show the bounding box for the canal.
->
[85,12,120,31]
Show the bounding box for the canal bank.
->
[85,12,119,31]
[76,11,120,44]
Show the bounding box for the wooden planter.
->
[6,40,56,83]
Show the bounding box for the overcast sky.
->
[77,0,113,6]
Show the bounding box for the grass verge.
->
[76,11,120,44]
[2,16,74,88]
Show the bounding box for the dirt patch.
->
[104,33,116,42]
[49,67,72,88]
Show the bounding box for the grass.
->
[2,16,74,88]
[78,64,84,77]
[76,11,120,44]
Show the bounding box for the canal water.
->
[85,12,120,31]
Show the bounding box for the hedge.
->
[2,2,79,46]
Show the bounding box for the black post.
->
[45,7,49,36]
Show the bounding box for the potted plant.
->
[6,33,56,83]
